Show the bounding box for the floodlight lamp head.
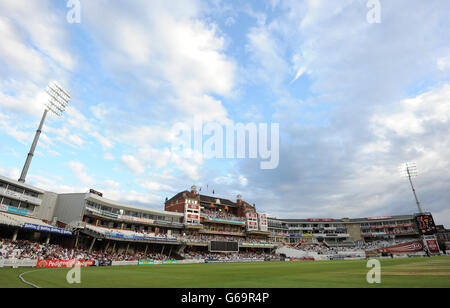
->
[400,162,418,178]
[45,81,71,117]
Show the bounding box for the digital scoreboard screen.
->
[415,214,437,235]
[89,189,103,197]
[209,241,239,252]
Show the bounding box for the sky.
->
[1,0,450,226]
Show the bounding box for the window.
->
[20,203,35,212]
[101,205,112,212]
[3,198,20,208]
[8,185,24,194]
[86,200,100,209]
[24,190,39,198]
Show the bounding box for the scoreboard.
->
[415,214,437,235]
[209,241,239,252]
[89,189,103,197]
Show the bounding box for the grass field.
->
[1,256,449,288]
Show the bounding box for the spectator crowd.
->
[289,238,418,255]
[1,237,276,262]
[0,238,173,261]
[180,248,278,261]
[182,234,271,245]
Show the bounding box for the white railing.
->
[0,187,42,206]
[312,233,350,238]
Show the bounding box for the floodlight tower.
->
[18,81,71,183]
[400,162,423,214]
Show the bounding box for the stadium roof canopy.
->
[0,174,45,194]
[0,211,53,228]
[166,190,239,207]
[199,194,237,207]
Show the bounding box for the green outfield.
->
[1,256,449,288]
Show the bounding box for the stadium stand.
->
[0,175,445,265]
[0,237,176,261]
[0,212,22,227]
[84,224,178,241]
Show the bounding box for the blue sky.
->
[1,0,450,226]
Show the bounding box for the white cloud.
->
[67,161,95,186]
[121,155,146,175]
[235,0,450,226]
[245,21,290,87]
[104,153,115,161]
[0,17,47,79]
[105,179,120,189]
[90,131,114,150]
[215,174,234,185]
[0,166,20,180]
[372,84,450,137]
[0,113,33,144]
[140,181,172,192]
[67,134,85,148]
[213,174,249,187]
[239,175,249,186]
[0,0,75,71]
[82,0,235,121]
[360,140,391,154]
[0,0,75,117]
[0,80,50,116]
[106,190,162,207]
[291,66,307,84]
[437,55,450,71]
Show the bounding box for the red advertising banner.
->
[36,260,94,268]
[378,241,424,253]
[307,219,334,222]
[426,240,440,252]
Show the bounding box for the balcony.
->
[84,206,184,228]
[0,187,42,206]
[199,229,245,236]
[312,233,350,238]
[201,215,246,226]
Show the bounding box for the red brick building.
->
[164,186,269,242]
